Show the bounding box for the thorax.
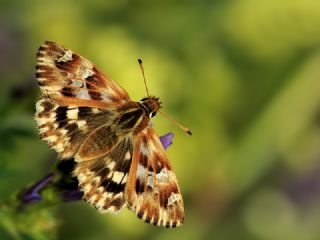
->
[115,101,150,135]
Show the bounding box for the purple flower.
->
[21,172,55,204]
[285,167,320,204]
[160,132,174,150]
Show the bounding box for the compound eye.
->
[150,112,157,118]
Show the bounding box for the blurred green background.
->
[1,0,320,239]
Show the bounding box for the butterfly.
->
[34,41,190,228]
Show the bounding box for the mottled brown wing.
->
[36,41,130,109]
[35,98,116,159]
[73,137,133,213]
[125,127,184,228]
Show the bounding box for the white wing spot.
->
[124,151,131,161]
[58,50,73,62]
[142,212,148,221]
[59,128,68,136]
[83,183,93,195]
[67,108,79,119]
[96,197,106,209]
[76,89,91,100]
[39,126,49,134]
[79,66,94,78]
[112,171,125,184]
[107,161,116,170]
[71,79,84,88]
[35,100,44,112]
[137,164,147,179]
[37,62,55,67]
[147,173,155,188]
[53,142,64,152]
[91,176,101,184]
[167,193,181,206]
[77,120,87,128]
[121,174,128,183]
[92,108,101,114]
[77,173,85,182]
[140,143,149,156]
[44,135,58,143]
[156,168,169,183]
[101,92,112,102]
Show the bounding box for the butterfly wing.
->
[35,98,118,159]
[36,41,130,109]
[36,98,133,213]
[35,41,131,158]
[74,137,133,213]
[125,127,184,228]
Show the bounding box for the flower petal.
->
[160,132,174,150]
[21,172,55,204]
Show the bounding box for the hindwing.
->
[35,98,116,159]
[125,127,184,227]
[73,137,133,213]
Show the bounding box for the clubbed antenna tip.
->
[138,58,149,97]
[159,110,192,136]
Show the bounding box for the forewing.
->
[125,127,184,228]
[74,137,133,213]
[35,98,116,159]
[36,41,130,108]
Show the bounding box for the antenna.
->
[138,59,192,136]
[138,59,150,97]
[159,110,192,136]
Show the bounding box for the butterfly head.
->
[140,97,162,118]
